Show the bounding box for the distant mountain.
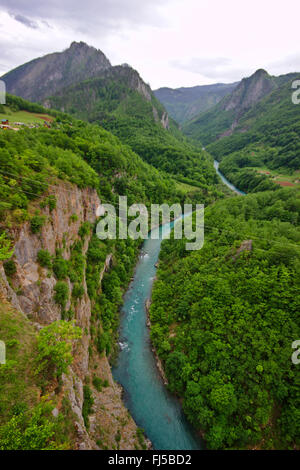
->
[154,82,238,124]
[43,63,215,183]
[1,41,111,102]
[2,41,216,185]
[206,74,300,192]
[183,69,299,145]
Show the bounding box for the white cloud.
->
[0,0,300,88]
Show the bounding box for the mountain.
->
[183,69,299,145]
[0,93,214,450]
[206,74,300,192]
[154,82,238,124]
[1,42,216,186]
[1,41,111,102]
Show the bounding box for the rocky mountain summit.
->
[1,41,111,102]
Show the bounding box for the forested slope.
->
[150,189,300,449]
[207,77,300,193]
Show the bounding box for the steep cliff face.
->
[0,181,143,450]
[221,69,276,115]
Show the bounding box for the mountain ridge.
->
[154,82,239,124]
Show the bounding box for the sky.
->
[0,0,299,89]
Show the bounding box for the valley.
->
[0,40,299,451]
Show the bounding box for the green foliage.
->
[40,195,57,211]
[53,255,69,280]
[202,77,300,192]
[37,249,52,269]
[3,259,16,277]
[0,401,58,450]
[79,221,91,239]
[150,189,300,449]
[0,232,13,261]
[35,320,82,379]
[30,214,46,234]
[82,385,94,430]
[53,281,69,310]
[72,283,84,299]
[45,72,217,188]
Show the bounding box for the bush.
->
[35,320,82,378]
[69,214,78,223]
[82,385,94,430]
[72,283,84,299]
[40,196,56,212]
[37,249,52,269]
[3,259,16,277]
[79,222,91,240]
[30,215,46,234]
[53,281,69,310]
[93,375,104,392]
[53,256,69,280]
[0,402,58,450]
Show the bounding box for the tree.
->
[0,232,13,261]
[35,320,82,378]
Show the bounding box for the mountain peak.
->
[253,68,269,76]
[222,68,275,114]
[2,41,111,102]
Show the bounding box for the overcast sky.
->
[0,0,299,89]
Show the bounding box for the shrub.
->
[82,385,94,430]
[53,257,69,280]
[53,281,69,310]
[30,215,46,234]
[0,402,58,450]
[69,214,78,224]
[92,376,103,392]
[37,249,52,269]
[35,320,82,378]
[72,283,84,300]
[40,196,56,212]
[79,222,91,240]
[3,259,16,277]
[0,233,13,262]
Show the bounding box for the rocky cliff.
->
[0,180,144,450]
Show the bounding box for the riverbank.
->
[112,220,202,450]
[145,298,169,386]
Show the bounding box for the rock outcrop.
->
[0,180,142,450]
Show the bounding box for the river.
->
[214,159,246,195]
[112,219,202,450]
[112,161,244,450]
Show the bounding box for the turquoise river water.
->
[112,219,202,450]
[214,159,246,195]
[112,162,245,450]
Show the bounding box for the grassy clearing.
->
[173,179,202,193]
[0,299,39,424]
[0,106,52,125]
[252,166,300,188]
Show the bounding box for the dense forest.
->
[150,189,300,449]
[45,70,217,185]
[0,57,299,451]
[0,94,223,449]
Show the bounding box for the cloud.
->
[0,0,170,35]
[171,57,251,81]
[267,54,300,75]
[10,13,38,29]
